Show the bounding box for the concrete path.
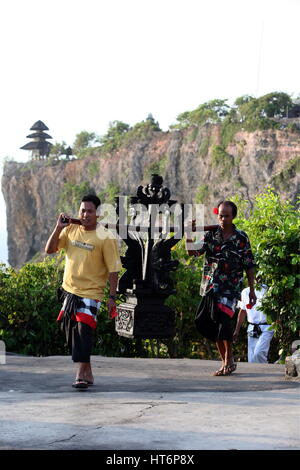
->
[0,355,299,450]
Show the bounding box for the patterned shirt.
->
[197,225,255,314]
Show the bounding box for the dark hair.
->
[217,200,237,218]
[81,194,101,210]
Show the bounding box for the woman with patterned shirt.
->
[186,201,256,376]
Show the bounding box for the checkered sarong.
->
[57,288,101,329]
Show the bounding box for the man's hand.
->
[45,213,70,254]
[107,298,116,318]
[57,213,71,229]
[107,273,118,318]
[186,219,198,237]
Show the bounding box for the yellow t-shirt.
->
[57,224,122,300]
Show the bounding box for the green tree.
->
[99,121,130,152]
[49,141,68,159]
[226,92,292,130]
[73,131,97,158]
[173,99,229,128]
[124,118,161,141]
[234,95,254,107]
[257,92,292,118]
[222,94,276,135]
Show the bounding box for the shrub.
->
[144,155,168,180]
[195,184,209,203]
[0,256,66,355]
[232,188,300,360]
[211,145,234,176]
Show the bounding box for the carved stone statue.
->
[115,174,181,338]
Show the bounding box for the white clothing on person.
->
[238,285,274,363]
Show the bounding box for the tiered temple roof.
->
[20,120,52,159]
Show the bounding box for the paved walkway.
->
[0,355,299,450]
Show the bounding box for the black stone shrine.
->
[115,174,182,339]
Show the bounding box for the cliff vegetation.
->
[2,92,300,267]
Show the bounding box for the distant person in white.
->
[233,284,274,363]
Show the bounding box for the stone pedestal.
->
[285,353,300,380]
[116,292,176,339]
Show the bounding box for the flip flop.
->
[213,366,225,376]
[223,363,237,376]
[86,380,94,386]
[72,379,89,389]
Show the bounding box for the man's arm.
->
[45,213,70,254]
[246,267,257,306]
[233,309,247,343]
[185,237,204,256]
[107,272,119,316]
[185,219,209,257]
[108,272,118,297]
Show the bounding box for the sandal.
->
[213,366,225,376]
[223,363,237,376]
[72,379,89,389]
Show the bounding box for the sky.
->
[0,0,299,264]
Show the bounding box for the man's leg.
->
[247,328,257,362]
[72,322,94,385]
[76,361,94,384]
[76,362,93,383]
[252,329,274,363]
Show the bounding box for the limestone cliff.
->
[2,124,300,267]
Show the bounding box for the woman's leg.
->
[216,340,235,366]
[213,340,226,375]
[216,340,226,363]
[223,340,232,366]
[223,340,237,374]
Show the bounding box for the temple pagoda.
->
[20,120,52,159]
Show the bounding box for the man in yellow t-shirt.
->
[45,194,122,389]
